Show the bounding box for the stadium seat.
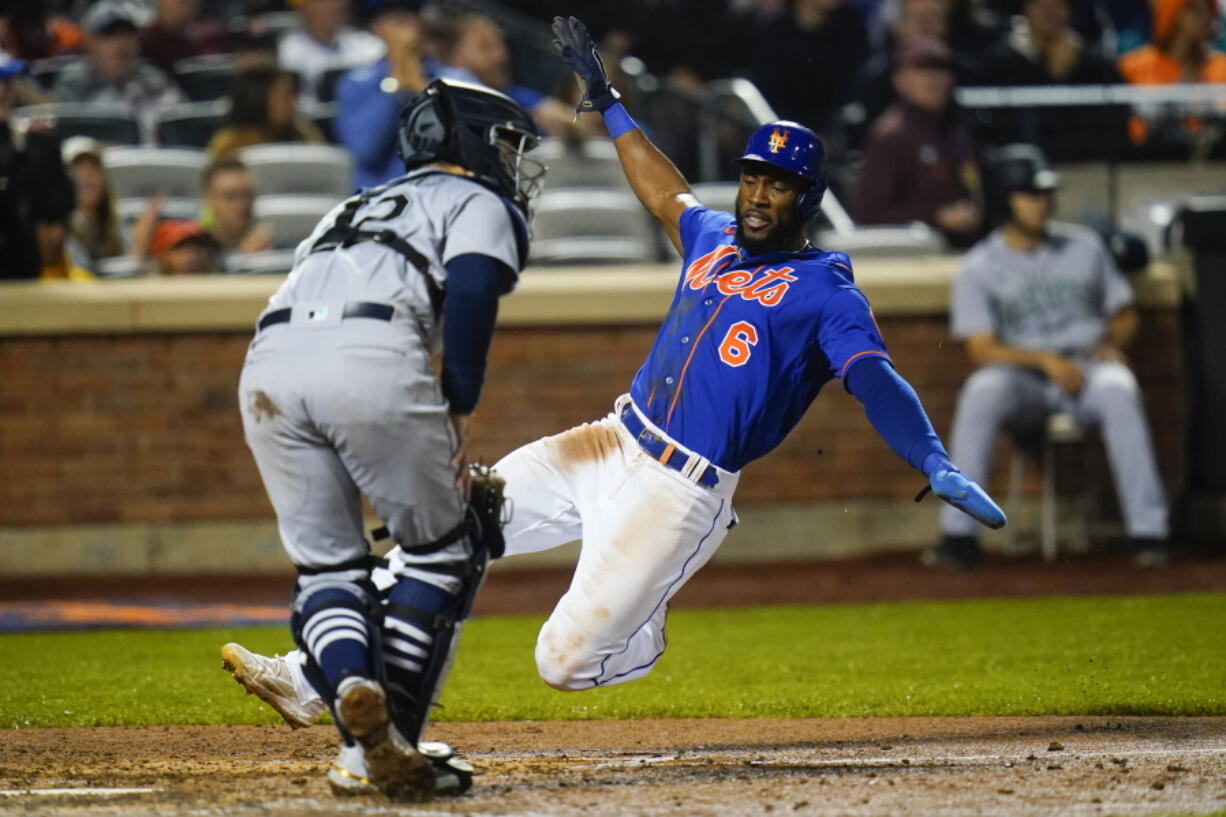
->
[238,143,353,198]
[317,66,351,104]
[173,54,236,102]
[225,249,298,275]
[531,189,659,264]
[813,223,945,257]
[156,101,228,149]
[12,103,140,146]
[253,195,337,249]
[102,147,208,200]
[690,182,739,216]
[534,139,629,191]
[28,55,79,92]
[93,256,146,279]
[249,11,301,39]
[1005,413,1094,562]
[116,197,201,247]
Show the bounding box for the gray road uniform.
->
[941,222,1168,540]
[238,166,529,765]
[240,169,524,568]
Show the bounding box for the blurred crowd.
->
[0,0,1223,280]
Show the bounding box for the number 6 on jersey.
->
[718,321,758,367]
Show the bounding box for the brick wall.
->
[0,310,1183,526]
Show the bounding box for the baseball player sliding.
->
[222,16,1006,796]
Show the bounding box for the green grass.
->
[1,593,1222,728]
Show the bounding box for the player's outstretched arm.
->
[551,16,697,252]
[846,356,1006,530]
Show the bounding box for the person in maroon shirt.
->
[853,37,984,248]
[139,0,229,77]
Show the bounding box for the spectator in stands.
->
[206,66,325,159]
[30,145,92,281]
[278,0,385,103]
[149,218,219,275]
[974,0,1128,160]
[429,10,581,141]
[335,0,432,188]
[62,136,123,267]
[139,0,229,77]
[0,0,83,61]
[851,0,954,146]
[0,50,77,280]
[854,38,983,247]
[199,157,272,258]
[1119,0,1226,80]
[744,0,871,136]
[927,144,1169,569]
[1119,0,1226,154]
[51,2,183,139]
[979,0,1123,84]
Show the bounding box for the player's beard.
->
[735,203,805,257]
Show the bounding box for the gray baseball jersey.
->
[272,169,527,349]
[950,222,1133,357]
[240,169,526,570]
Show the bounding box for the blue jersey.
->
[629,206,890,472]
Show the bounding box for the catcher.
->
[233,78,544,801]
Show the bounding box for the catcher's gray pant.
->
[238,316,465,569]
[940,362,1168,540]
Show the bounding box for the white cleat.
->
[328,742,380,796]
[328,740,473,798]
[220,642,326,729]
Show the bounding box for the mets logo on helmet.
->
[768,128,788,153]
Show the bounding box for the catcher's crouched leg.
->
[372,465,507,792]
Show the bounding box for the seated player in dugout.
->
[219,16,1008,795]
[925,144,1169,570]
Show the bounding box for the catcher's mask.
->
[735,120,827,222]
[397,78,547,219]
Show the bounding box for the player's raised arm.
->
[551,16,697,252]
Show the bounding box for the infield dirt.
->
[3,550,1223,816]
[2,717,1224,816]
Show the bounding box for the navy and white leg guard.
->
[376,505,498,744]
[290,571,381,723]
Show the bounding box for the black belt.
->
[257,301,395,332]
[618,403,719,488]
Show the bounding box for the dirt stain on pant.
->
[248,390,282,423]
[551,422,621,470]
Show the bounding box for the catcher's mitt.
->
[467,463,509,559]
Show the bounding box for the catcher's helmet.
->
[397,78,546,217]
[984,143,1061,226]
[735,120,827,222]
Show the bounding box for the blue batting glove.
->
[929,467,1008,530]
[550,16,621,113]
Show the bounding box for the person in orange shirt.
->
[1118,0,1226,153]
[1119,0,1226,84]
[0,0,83,61]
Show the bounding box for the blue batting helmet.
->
[736,120,827,222]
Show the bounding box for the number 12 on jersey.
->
[718,321,758,367]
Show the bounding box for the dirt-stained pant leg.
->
[239,340,368,568]
[509,415,738,691]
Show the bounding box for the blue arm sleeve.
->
[441,253,513,415]
[845,356,952,476]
